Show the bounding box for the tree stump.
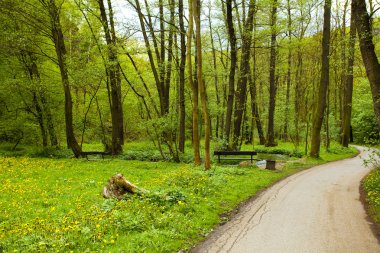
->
[266,160,276,170]
[103,173,139,200]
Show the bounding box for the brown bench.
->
[214,150,258,163]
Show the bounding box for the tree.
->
[352,0,380,133]
[310,0,332,157]
[47,0,82,157]
[232,0,256,150]
[187,0,201,165]
[97,0,124,154]
[266,0,278,147]
[178,0,186,153]
[194,0,211,169]
[342,3,356,147]
[224,0,237,144]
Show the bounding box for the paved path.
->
[193,147,380,253]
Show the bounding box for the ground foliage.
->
[0,144,357,252]
[363,168,380,229]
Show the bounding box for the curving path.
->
[193,147,380,253]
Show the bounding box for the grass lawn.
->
[0,143,357,252]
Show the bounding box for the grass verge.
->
[362,168,380,231]
[0,144,357,252]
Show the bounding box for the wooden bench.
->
[214,150,258,163]
[214,150,276,170]
[82,151,112,160]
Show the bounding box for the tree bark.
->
[232,0,256,150]
[342,3,355,147]
[98,0,124,154]
[208,4,221,139]
[48,0,81,157]
[194,0,211,169]
[224,0,237,143]
[178,0,186,153]
[187,0,200,165]
[310,0,331,157]
[266,0,278,147]
[352,0,380,133]
[284,0,292,141]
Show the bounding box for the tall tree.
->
[224,0,237,143]
[250,16,266,145]
[194,0,211,169]
[232,0,256,150]
[97,0,124,154]
[47,0,82,157]
[187,0,201,165]
[178,0,186,153]
[266,0,278,147]
[341,3,356,147]
[310,0,332,157]
[283,0,292,141]
[352,0,380,133]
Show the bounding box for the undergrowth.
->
[0,145,357,252]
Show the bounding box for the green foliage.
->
[363,167,380,228]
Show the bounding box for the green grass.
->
[0,143,357,252]
[363,168,380,230]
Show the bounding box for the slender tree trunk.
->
[178,0,186,153]
[187,0,200,165]
[266,0,278,147]
[48,0,81,157]
[232,0,256,150]
[208,5,221,139]
[98,0,124,154]
[310,0,331,157]
[224,0,237,143]
[342,4,356,147]
[251,16,266,145]
[194,0,211,169]
[284,0,292,141]
[352,0,380,133]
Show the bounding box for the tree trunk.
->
[266,0,278,147]
[342,4,356,147]
[194,0,211,169]
[40,91,58,147]
[224,0,237,143]
[208,4,221,139]
[310,0,331,158]
[178,0,186,153]
[98,0,124,154]
[284,0,292,141]
[232,0,256,150]
[187,0,200,165]
[48,0,81,157]
[352,0,380,133]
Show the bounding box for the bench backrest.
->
[214,151,257,155]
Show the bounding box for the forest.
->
[3,0,380,252]
[0,0,380,165]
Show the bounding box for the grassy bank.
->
[363,168,380,230]
[0,143,357,252]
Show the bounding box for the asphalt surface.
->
[193,147,380,253]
